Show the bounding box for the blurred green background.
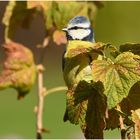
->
[0,1,140,139]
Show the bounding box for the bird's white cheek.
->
[69,29,91,40]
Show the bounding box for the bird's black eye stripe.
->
[68,26,89,30]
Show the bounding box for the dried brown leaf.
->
[53,30,67,45]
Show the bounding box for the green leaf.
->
[2,1,36,41]
[119,43,140,55]
[92,52,140,109]
[131,109,140,139]
[0,41,37,99]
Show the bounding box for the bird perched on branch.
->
[62,16,106,139]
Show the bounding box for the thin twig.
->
[44,86,67,96]
[35,69,67,138]
[117,104,126,139]
[36,64,46,139]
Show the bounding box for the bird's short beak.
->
[62,27,68,32]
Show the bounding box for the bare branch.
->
[35,65,66,139]
[36,64,46,139]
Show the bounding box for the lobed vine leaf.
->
[92,52,140,109]
[0,41,36,99]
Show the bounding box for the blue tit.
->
[62,16,105,139]
[62,16,95,43]
[62,16,95,86]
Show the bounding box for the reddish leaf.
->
[0,41,36,99]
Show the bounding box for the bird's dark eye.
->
[69,26,89,30]
[69,26,79,30]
